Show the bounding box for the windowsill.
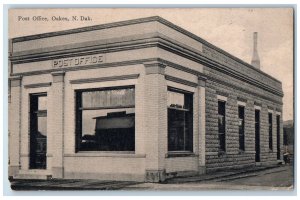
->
[165,152,197,158]
[65,151,146,158]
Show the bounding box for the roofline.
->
[11,15,281,84]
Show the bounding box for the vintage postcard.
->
[7,7,294,191]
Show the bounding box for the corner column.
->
[198,75,207,174]
[50,71,65,178]
[8,75,22,177]
[144,61,167,182]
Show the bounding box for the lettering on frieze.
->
[53,54,105,68]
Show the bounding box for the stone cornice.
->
[207,75,283,105]
[9,33,283,98]
[11,16,281,85]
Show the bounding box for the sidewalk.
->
[10,164,293,191]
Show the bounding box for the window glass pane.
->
[81,108,135,151]
[168,109,185,151]
[167,89,193,152]
[37,116,47,137]
[238,106,245,151]
[218,115,225,133]
[82,108,134,137]
[82,88,134,108]
[269,113,273,150]
[76,87,135,152]
[167,91,184,108]
[38,96,47,110]
[218,101,226,151]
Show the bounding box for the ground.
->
[10,164,294,191]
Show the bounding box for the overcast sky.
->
[9,8,294,120]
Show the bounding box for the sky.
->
[9,8,294,120]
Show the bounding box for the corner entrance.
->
[255,109,260,162]
[29,94,47,169]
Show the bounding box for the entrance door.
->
[29,94,47,169]
[255,110,260,162]
[277,115,281,160]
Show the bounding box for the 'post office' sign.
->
[53,54,104,68]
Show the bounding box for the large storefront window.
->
[167,88,193,152]
[75,87,135,152]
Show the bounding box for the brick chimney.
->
[251,32,260,69]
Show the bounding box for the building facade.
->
[8,16,284,182]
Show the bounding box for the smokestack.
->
[251,32,260,69]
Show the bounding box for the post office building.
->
[8,16,284,182]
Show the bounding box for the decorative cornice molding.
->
[165,75,198,88]
[207,75,283,105]
[11,16,281,86]
[70,74,140,84]
[24,82,52,89]
[10,34,283,97]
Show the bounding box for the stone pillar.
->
[198,75,207,174]
[144,61,167,182]
[9,75,22,177]
[50,71,65,178]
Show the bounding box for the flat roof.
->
[11,16,281,84]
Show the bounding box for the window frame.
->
[268,112,273,151]
[238,105,245,151]
[75,85,136,153]
[218,100,226,152]
[167,87,194,153]
[29,93,48,169]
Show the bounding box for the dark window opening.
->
[29,94,47,169]
[238,106,245,151]
[167,88,193,152]
[269,113,273,150]
[276,115,281,159]
[75,87,135,152]
[218,101,226,151]
[255,109,260,162]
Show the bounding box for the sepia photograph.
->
[6,7,294,192]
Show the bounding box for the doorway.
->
[277,115,281,160]
[29,94,47,169]
[255,109,260,162]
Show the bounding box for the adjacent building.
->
[8,16,284,182]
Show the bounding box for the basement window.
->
[167,88,193,152]
[75,86,135,152]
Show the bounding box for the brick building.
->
[8,16,284,182]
